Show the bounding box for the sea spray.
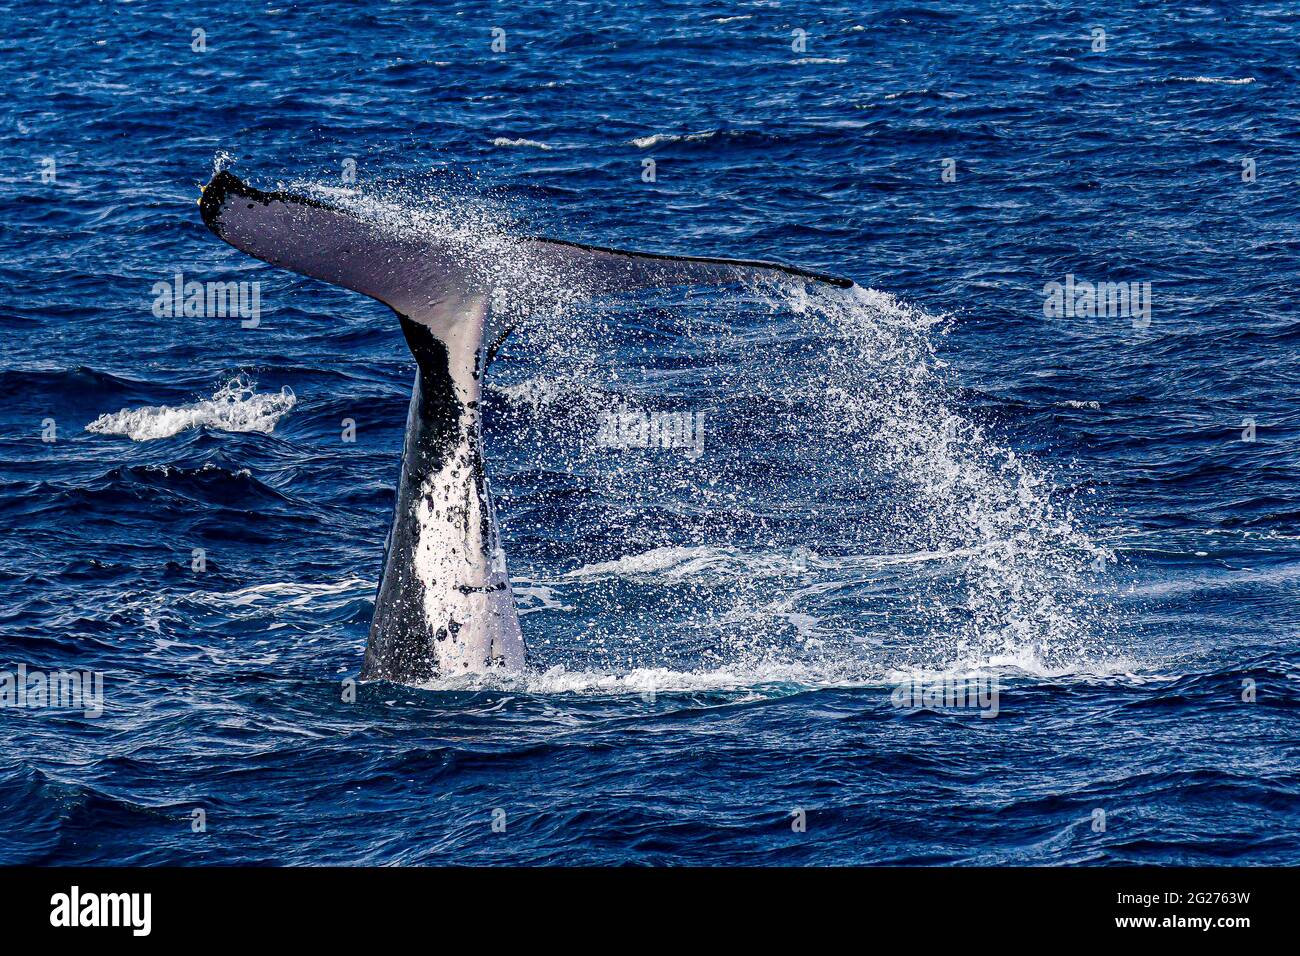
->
[781,283,1115,672]
[86,376,296,441]
[257,172,1117,680]
[505,278,1117,677]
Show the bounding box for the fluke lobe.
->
[199,170,853,684]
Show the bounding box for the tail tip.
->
[199,170,248,235]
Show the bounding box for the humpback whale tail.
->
[199,170,854,684]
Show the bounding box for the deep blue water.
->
[2,1,1298,865]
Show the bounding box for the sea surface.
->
[1,1,1298,865]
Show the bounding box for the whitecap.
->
[86,377,296,441]
[1169,75,1255,85]
[491,137,553,150]
[629,129,724,148]
[564,544,817,582]
[210,576,373,610]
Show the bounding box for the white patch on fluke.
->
[407,400,524,673]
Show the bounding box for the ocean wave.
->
[203,576,374,611]
[387,653,1159,696]
[477,662,849,696]
[1167,75,1255,85]
[0,366,147,400]
[882,88,966,101]
[565,544,806,581]
[563,543,999,583]
[491,137,554,150]
[629,129,736,148]
[85,377,296,441]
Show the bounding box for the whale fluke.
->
[199,170,854,683]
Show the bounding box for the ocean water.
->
[1,0,1298,865]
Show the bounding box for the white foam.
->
[491,137,554,150]
[566,544,807,581]
[630,130,721,148]
[398,652,1160,696]
[883,651,1154,684]
[513,582,573,615]
[211,576,372,610]
[86,377,296,441]
[564,543,987,582]
[408,661,859,696]
[1169,75,1255,85]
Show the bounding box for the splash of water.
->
[264,172,1119,683]
[785,284,1116,672]
[86,375,296,441]
[497,282,1118,679]
[212,149,237,175]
